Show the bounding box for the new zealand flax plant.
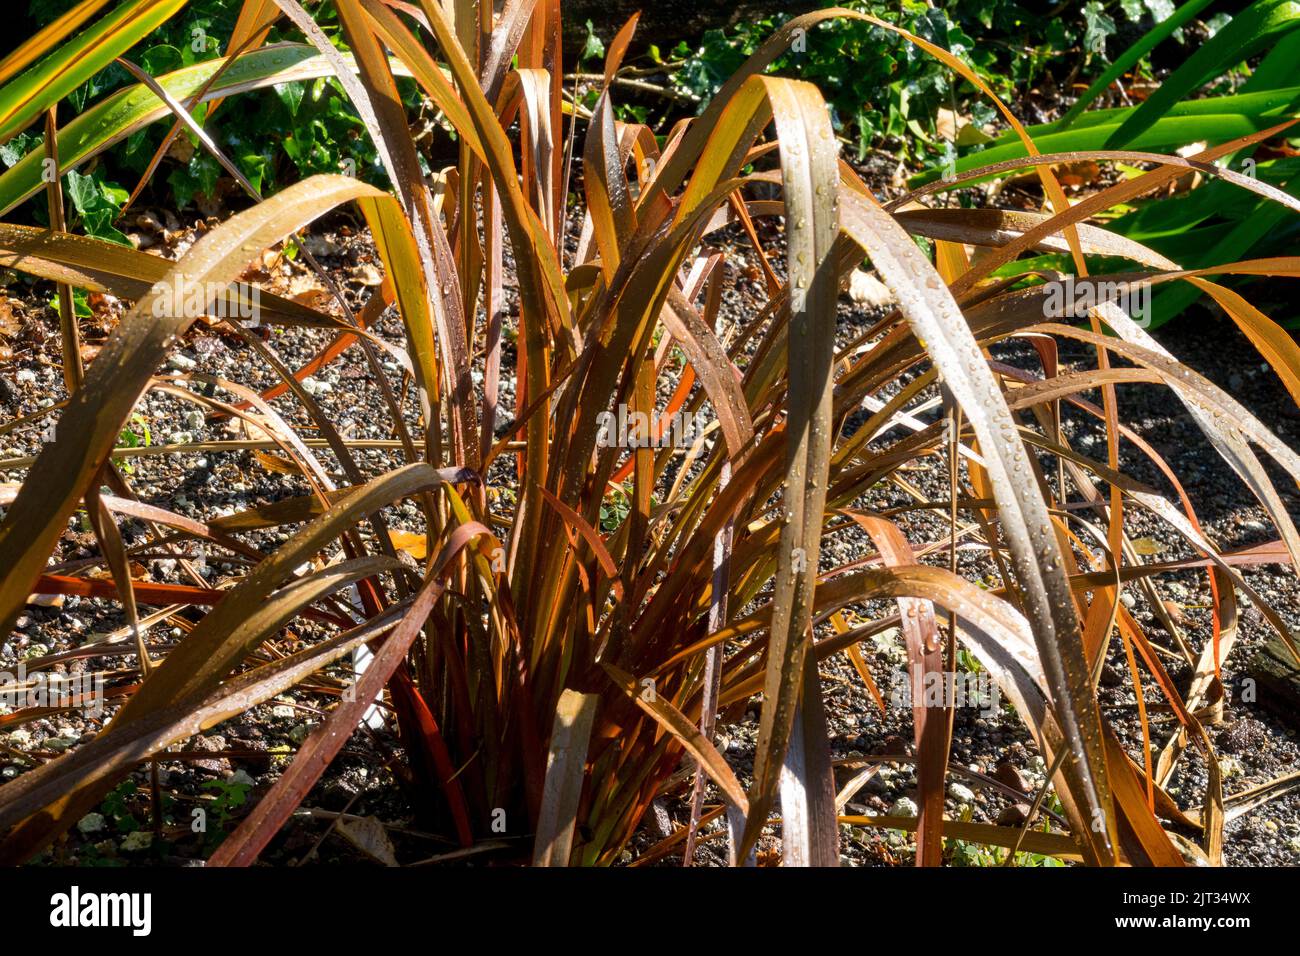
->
[0,1,1298,867]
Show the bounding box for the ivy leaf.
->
[64,170,132,247]
[275,81,304,118]
[0,132,41,170]
[1082,1,1117,58]
[167,154,221,210]
[1119,0,1146,22]
[581,20,605,62]
[140,43,183,76]
[1144,0,1176,20]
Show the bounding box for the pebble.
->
[120,831,153,852]
[288,722,314,744]
[948,782,976,803]
[77,813,106,834]
[887,796,918,818]
[229,769,255,788]
[997,803,1031,827]
[992,762,1028,794]
[185,734,231,773]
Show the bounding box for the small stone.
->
[303,234,344,257]
[992,762,1028,794]
[847,270,895,308]
[44,737,75,752]
[948,782,976,804]
[15,369,37,385]
[228,769,255,788]
[288,722,314,744]
[887,796,918,818]
[167,354,197,371]
[997,803,1032,828]
[1098,663,1125,687]
[871,628,906,664]
[866,768,893,793]
[77,813,106,834]
[1218,756,1244,779]
[184,734,230,773]
[1161,600,1187,627]
[350,263,383,286]
[271,704,295,719]
[1120,592,1136,610]
[648,799,673,840]
[873,734,910,757]
[119,830,153,852]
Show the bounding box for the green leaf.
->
[911,85,1300,187]
[1061,0,1217,126]
[0,0,189,145]
[64,169,132,246]
[0,44,393,216]
[1082,1,1117,59]
[581,20,606,62]
[167,153,221,209]
[0,131,40,168]
[1105,0,1300,147]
